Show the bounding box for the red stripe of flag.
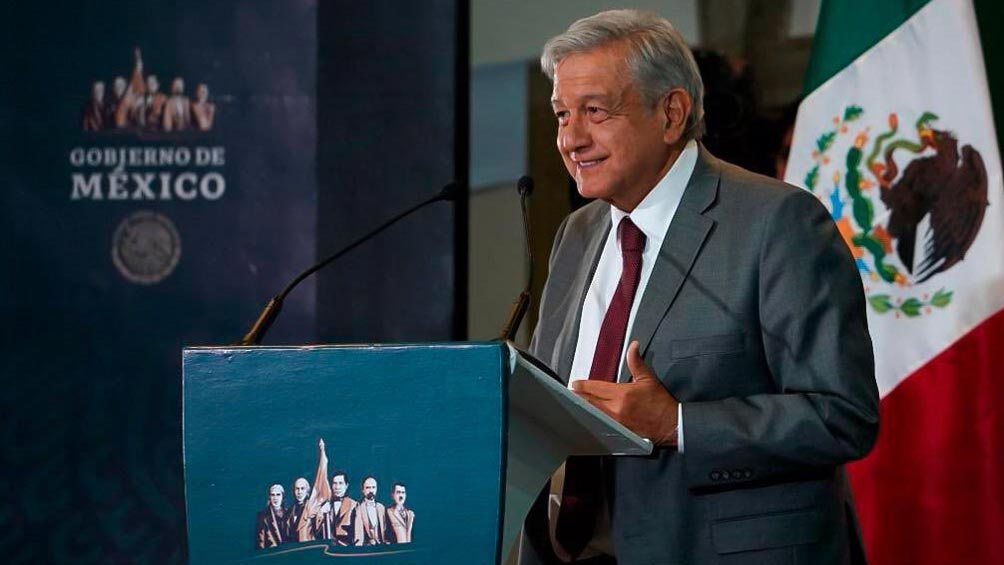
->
[849,308,1004,564]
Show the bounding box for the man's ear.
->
[662,88,692,145]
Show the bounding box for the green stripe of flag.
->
[975,0,1004,160]
[803,0,931,94]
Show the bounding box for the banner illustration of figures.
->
[254,439,417,555]
[82,48,216,133]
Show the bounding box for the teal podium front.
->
[182,342,651,564]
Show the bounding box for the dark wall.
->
[316,1,468,343]
[975,0,1004,159]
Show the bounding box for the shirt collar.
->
[610,139,699,247]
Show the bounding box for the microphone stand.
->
[499,176,534,342]
[239,182,461,346]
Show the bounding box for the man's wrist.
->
[653,401,682,446]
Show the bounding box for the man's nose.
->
[559,115,591,155]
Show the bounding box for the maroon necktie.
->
[555,217,646,559]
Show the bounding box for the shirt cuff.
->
[677,403,684,453]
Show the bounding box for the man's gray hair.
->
[541,9,705,139]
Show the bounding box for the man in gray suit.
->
[520,10,879,565]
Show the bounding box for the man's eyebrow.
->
[551,93,612,106]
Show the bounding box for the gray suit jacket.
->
[521,147,879,564]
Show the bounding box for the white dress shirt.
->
[568,139,698,451]
[364,500,378,525]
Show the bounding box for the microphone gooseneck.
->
[499,176,535,342]
[238,181,462,346]
[517,175,534,296]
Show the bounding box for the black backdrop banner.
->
[316,1,467,344]
[2,1,317,560]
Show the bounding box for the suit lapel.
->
[366,503,377,534]
[271,508,284,543]
[377,504,386,541]
[338,499,352,526]
[555,209,611,384]
[621,147,721,378]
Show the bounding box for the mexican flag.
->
[785,0,1004,563]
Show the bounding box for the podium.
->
[183,342,651,564]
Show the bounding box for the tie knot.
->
[619,217,646,253]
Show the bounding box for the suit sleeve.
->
[681,188,879,489]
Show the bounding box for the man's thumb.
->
[626,341,655,381]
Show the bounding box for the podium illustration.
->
[183,342,652,564]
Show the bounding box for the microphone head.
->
[517,175,534,197]
[438,181,465,201]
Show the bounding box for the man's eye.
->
[587,106,609,120]
[554,110,570,123]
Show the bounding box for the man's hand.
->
[571,341,679,446]
[319,438,326,452]
[320,502,331,515]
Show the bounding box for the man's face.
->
[551,43,677,210]
[171,78,184,95]
[332,475,347,497]
[113,77,126,97]
[293,478,309,503]
[269,486,283,509]
[92,82,105,102]
[393,485,406,505]
[147,76,159,93]
[196,84,208,102]
[362,478,377,501]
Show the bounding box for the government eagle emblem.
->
[802,107,989,317]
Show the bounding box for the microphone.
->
[238,181,463,346]
[498,175,535,341]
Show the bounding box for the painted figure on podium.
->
[386,482,415,544]
[284,477,311,543]
[354,476,387,545]
[294,438,332,542]
[320,470,357,545]
[255,484,286,549]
